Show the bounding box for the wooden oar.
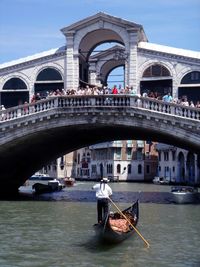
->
[108,197,150,248]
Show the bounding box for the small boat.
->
[29,173,53,181]
[93,200,139,244]
[153,176,170,185]
[63,177,75,187]
[32,179,64,194]
[171,186,199,204]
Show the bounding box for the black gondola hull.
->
[93,200,139,244]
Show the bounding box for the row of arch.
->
[1,66,200,108]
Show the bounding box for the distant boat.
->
[63,177,75,187]
[29,173,54,181]
[32,179,64,194]
[171,186,199,204]
[93,200,139,244]
[153,176,170,185]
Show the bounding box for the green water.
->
[0,183,200,267]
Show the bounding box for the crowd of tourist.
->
[30,84,200,109]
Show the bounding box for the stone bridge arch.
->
[0,95,199,195]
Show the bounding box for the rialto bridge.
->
[0,12,200,108]
[0,12,200,196]
[0,95,200,195]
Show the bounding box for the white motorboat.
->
[153,176,170,185]
[171,186,199,204]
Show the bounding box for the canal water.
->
[0,182,200,267]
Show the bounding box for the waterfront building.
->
[156,144,200,185]
[74,140,158,182]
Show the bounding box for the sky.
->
[0,0,200,65]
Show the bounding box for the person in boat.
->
[92,177,112,224]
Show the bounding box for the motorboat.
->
[32,179,64,194]
[29,173,53,181]
[153,176,170,185]
[171,186,199,204]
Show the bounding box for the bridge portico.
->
[0,13,200,109]
[0,95,199,195]
[61,12,147,90]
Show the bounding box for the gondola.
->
[93,200,139,244]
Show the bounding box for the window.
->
[127,148,132,160]
[115,148,121,160]
[128,164,132,174]
[172,151,176,161]
[181,71,200,84]
[107,164,113,174]
[86,152,90,163]
[117,164,121,174]
[143,64,170,78]
[3,78,27,90]
[36,68,62,81]
[146,165,150,174]
[91,165,96,174]
[164,152,169,161]
[138,164,142,174]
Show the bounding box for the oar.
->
[108,197,150,248]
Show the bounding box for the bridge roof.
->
[0,46,66,70]
[138,42,200,60]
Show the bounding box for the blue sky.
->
[0,0,200,64]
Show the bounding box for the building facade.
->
[156,144,200,185]
[74,140,158,182]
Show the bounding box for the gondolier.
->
[92,178,112,223]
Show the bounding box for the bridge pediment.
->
[61,12,146,40]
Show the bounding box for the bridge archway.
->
[34,67,64,98]
[79,31,125,87]
[140,63,173,98]
[89,45,125,86]
[178,71,200,103]
[2,77,29,107]
[61,12,147,90]
[105,65,125,88]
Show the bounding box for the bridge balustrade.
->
[0,95,200,123]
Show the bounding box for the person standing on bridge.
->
[92,178,112,223]
[162,92,173,103]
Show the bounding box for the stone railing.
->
[0,95,200,123]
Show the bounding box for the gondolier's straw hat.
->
[101,177,110,183]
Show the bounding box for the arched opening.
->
[178,71,200,105]
[35,68,64,98]
[2,77,29,107]
[178,152,185,183]
[78,29,125,87]
[186,152,195,184]
[140,64,172,99]
[106,66,125,89]
[117,164,121,174]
